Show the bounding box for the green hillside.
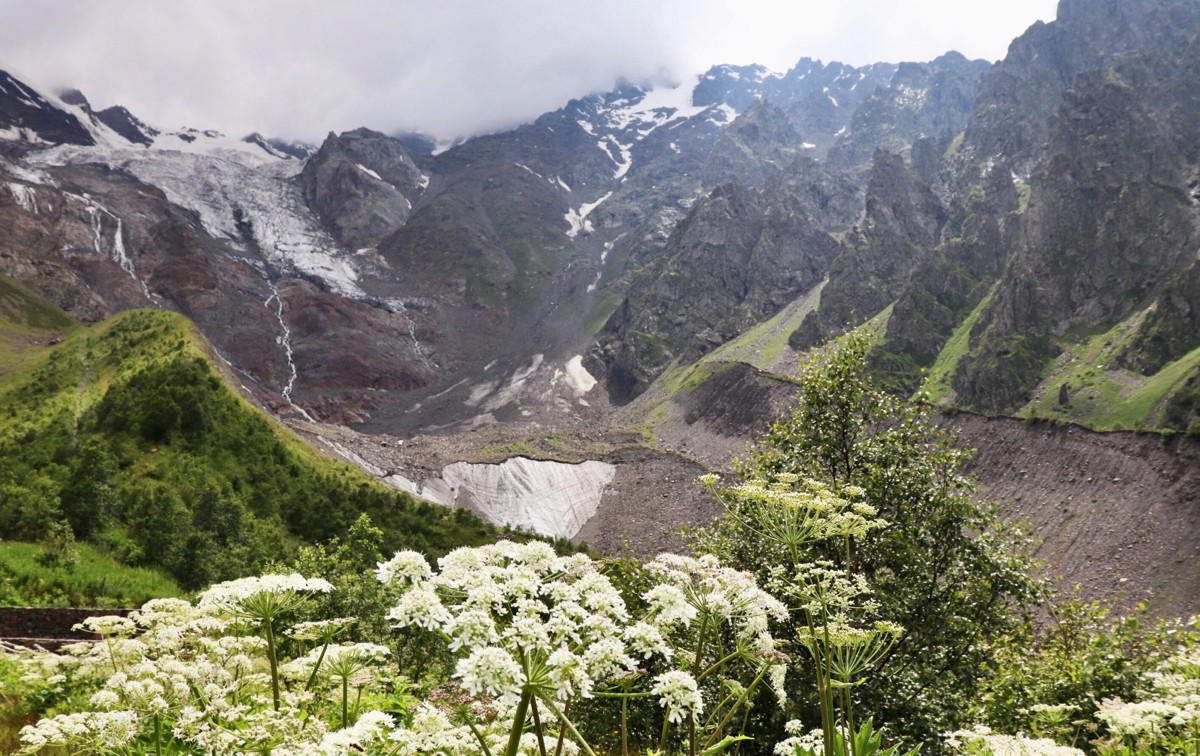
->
[0,294,497,590]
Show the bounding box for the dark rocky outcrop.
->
[96,105,158,146]
[791,149,947,350]
[0,71,93,146]
[589,181,837,403]
[301,128,428,250]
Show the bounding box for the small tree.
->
[36,519,80,570]
[693,332,1038,749]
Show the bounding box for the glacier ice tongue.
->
[440,457,616,539]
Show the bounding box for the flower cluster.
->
[1093,637,1200,752]
[8,544,795,755]
[379,541,637,704]
[9,574,414,755]
[378,540,789,750]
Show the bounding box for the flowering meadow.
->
[4,336,1197,755]
[4,500,1197,755]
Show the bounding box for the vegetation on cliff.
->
[0,304,497,591]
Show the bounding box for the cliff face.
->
[954,33,1200,413]
[790,149,947,350]
[301,128,428,251]
[588,181,837,404]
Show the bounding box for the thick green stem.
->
[693,615,709,674]
[844,683,858,756]
[621,695,629,756]
[342,675,350,728]
[304,639,331,693]
[105,635,119,676]
[504,688,533,756]
[703,666,767,751]
[154,712,162,756]
[464,715,495,756]
[530,696,548,756]
[540,697,596,756]
[553,697,571,756]
[265,620,281,711]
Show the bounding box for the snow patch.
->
[602,77,705,134]
[442,457,616,538]
[577,119,596,136]
[710,104,738,124]
[0,125,50,144]
[31,146,364,298]
[565,191,612,239]
[587,239,617,293]
[803,142,816,150]
[483,354,544,412]
[355,163,383,181]
[563,355,597,395]
[7,182,37,213]
[607,136,632,179]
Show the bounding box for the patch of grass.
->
[702,280,825,370]
[0,540,185,607]
[0,276,75,333]
[944,131,965,158]
[0,309,500,593]
[921,280,1000,403]
[585,291,624,340]
[1016,181,1032,214]
[0,276,78,378]
[1016,307,1200,430]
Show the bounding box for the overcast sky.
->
[0,0,1060,144]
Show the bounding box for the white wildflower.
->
[375,550,432,585]
[455,646,523,700]
[652,670,703,724]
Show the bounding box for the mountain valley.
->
[1,0,1198,614]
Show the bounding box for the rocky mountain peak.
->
[98,105,158,146]
[301,128,428,250]
[791,148,946,349]
[702,98,808,187]
[0,70,94,146]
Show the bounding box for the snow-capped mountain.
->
[0,48,996,432]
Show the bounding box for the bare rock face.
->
[301,128,428,250]
[791,149,947,350]
[589,181,837,404]
[874,159,1020,392]
[827,52,990,171]
[954,32,1200,412]
[702,99,808,188]
[962,0,1199,171]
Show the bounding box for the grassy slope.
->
[0,298,498,592]
[920,280,1000,403]
[0,541,184,607]
[1019,308,1200,430]
[921,287,1200,431]
[625,293,891,441]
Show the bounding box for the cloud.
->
[0,0,1058,144]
